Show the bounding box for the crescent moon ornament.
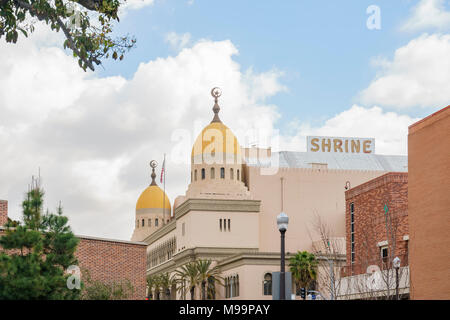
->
[211,87,222,99]
[150,160,158,169]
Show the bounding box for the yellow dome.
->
[191,122,241,157]
[136,185,171,210]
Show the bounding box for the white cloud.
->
[401,0,450,32]
[165,32,192,51]
[359,33,450,109]
[121,0,155,11]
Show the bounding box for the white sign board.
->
[307,136,375,154]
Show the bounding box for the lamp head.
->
[277,212,289,232]
[393,256,401,268]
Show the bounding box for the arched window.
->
[142,219,145,227]
[210,167,215,179]
[201,168,205,180]
[220,167,225,179]
[194,170,197,181]
[155,218,159,227]
[230,168,234,179]
[237,169,240,181]
[263,273,272,295]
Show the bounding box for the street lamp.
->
[277,212,289,300]
[393,256,401,300]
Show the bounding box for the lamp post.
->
[277,212,289,300]
[393,256,401,300]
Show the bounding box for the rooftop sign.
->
[307,136,375,154]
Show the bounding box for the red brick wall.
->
[408,105,450,300]
[0,200,7,226]
[344,172,409,275]
[76,236,147,300]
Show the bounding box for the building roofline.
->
[345,171,408,199]
[408,105,450,133]
[75,234,147,246]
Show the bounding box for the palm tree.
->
[289,251,318,296]
[159,272,177,300]
[195,260,224,300]
[177,262,200,300]
[146,275,156,300]
[174,268,189,300]
[152,274,163,300]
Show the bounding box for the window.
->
[136,220,139,228]
[225,278,229,298]
[230,168,234,179]
[226,275,239,298]
[142,219,145,227]
[211,167,215,179]
[220,167,225,179]
[237,169,240,181]
[381,246,388,263]
[228,219,231,232]
[194,170,197,181]
[155,218,159,227]
[201,168,205,180]
[182,223,185,236]
[350,202,355,264]
[219,219,222,231]
[148,219,151,227]
[263,273,272,295]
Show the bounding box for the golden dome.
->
[191,87,241,159]
[191,121,241,157]
[136,185,171,210]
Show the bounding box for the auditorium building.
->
[132,88,408,300]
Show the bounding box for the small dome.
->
[191,122,241,158]
[136,185,171,210]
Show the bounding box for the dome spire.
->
[149,160,158,186]
[210,87,222,123]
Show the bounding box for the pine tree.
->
[0,179,81,299]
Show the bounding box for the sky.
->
[0,0,449,240]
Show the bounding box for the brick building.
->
[0,200,147,300]
[344,172,409,275]
[338,172,410,299]
[408,105,450,300]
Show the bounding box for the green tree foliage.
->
[0,180,80,299]
[81,270,134,300]
[289,251,318,293]
[196,259,223,300]
[148,260,224,300]
[0,0,136,71]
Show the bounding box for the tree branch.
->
[13,0,98,71]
